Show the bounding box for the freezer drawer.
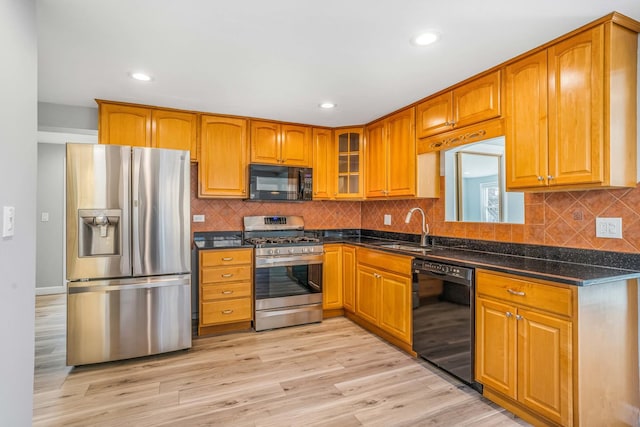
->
[67,275,192,366]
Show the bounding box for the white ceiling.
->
[37,0,640,127]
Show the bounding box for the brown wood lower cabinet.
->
[198,248,253,335]
[322,244,344,317]
[475,269,639,426]
[342,245,356,313]
[350,248,412,352]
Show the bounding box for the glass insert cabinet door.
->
[336,128,363,198]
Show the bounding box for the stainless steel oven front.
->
[254,246,323,331]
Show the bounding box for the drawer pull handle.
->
[222,257,233,261]
[505,311,513,318]
[222,273,233,278]
[222,309,234,315]
[222,290,233,295]
[507,289,525,296]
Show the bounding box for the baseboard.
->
[36,286,66,295]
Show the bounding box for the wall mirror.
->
[444,136,524,224]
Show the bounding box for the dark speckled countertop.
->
[194,230,640,286]
[324,233,640,287]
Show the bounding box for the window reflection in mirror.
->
[444,137,524,224]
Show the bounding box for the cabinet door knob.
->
[537,176,544,181]
[505,311,513,318]
[547,175,554,180]
[516,314,523,321]
[507,289,525,296]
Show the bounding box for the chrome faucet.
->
[405,207,430,247]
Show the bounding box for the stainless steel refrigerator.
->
[65,143,192,366]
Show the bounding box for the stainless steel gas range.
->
[244,215,323,331]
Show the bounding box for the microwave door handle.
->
[298,169,304,199]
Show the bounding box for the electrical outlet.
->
[383,214,391,226]
[595,217,622,239]
[193,214,205,223]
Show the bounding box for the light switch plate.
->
[595,217,622,239]
[383,214,391,226]
[41,212,49,222]
[193,214,205,223]
[3,206,15,237]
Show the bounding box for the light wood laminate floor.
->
[33,294,528,426]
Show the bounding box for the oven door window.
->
[255,265,322,299]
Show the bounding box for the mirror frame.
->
[455,151,503,223]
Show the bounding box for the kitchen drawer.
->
[201,265,252,284]
[200,248,252,267]
[357,248,412,275]
[476,270,574,317]
[202,281,252,301]
[201,298,252,324]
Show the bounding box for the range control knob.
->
[302,247,308,253]
[268,249,274,255]
[275,249,280,254]
[289,248,295,254]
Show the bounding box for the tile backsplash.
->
[190,165,360,232]
[361,177,640,253]
[190,165,640,253]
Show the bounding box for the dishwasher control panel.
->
[412,259,473,282]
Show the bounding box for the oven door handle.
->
[255,256,323,268]
[308,280,321,291]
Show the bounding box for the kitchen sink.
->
[379,243,431,253]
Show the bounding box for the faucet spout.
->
[405,207,429,247]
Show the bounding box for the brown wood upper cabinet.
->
[365,107,416,198]
[311,128,334,199]
[199,115,248,198]
[505,20,638,191]
[98,101,198,162]
[416,70,501,139]
[250,120,312,167]
[313,127,364,200]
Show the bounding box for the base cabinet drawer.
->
[202,282,252,300]
[201,266,252,284]
[476,270,572,317]
[201,249,253,267]
[202,298,252,324]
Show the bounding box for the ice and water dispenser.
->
[78,209,122,257]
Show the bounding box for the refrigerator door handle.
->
[68,278,190,294]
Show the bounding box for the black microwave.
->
[248,164,313,201]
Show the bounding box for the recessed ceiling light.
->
[411,31,440,46]
[130,72,152,82]
[319,102,336,109]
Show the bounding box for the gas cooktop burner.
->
[245,236,321,247]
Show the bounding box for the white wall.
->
[36,143,66,292]
[0,0,37,424]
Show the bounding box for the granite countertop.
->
[329,236,640,286]
[194,230,640,286]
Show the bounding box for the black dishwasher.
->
[412,259,482,392]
